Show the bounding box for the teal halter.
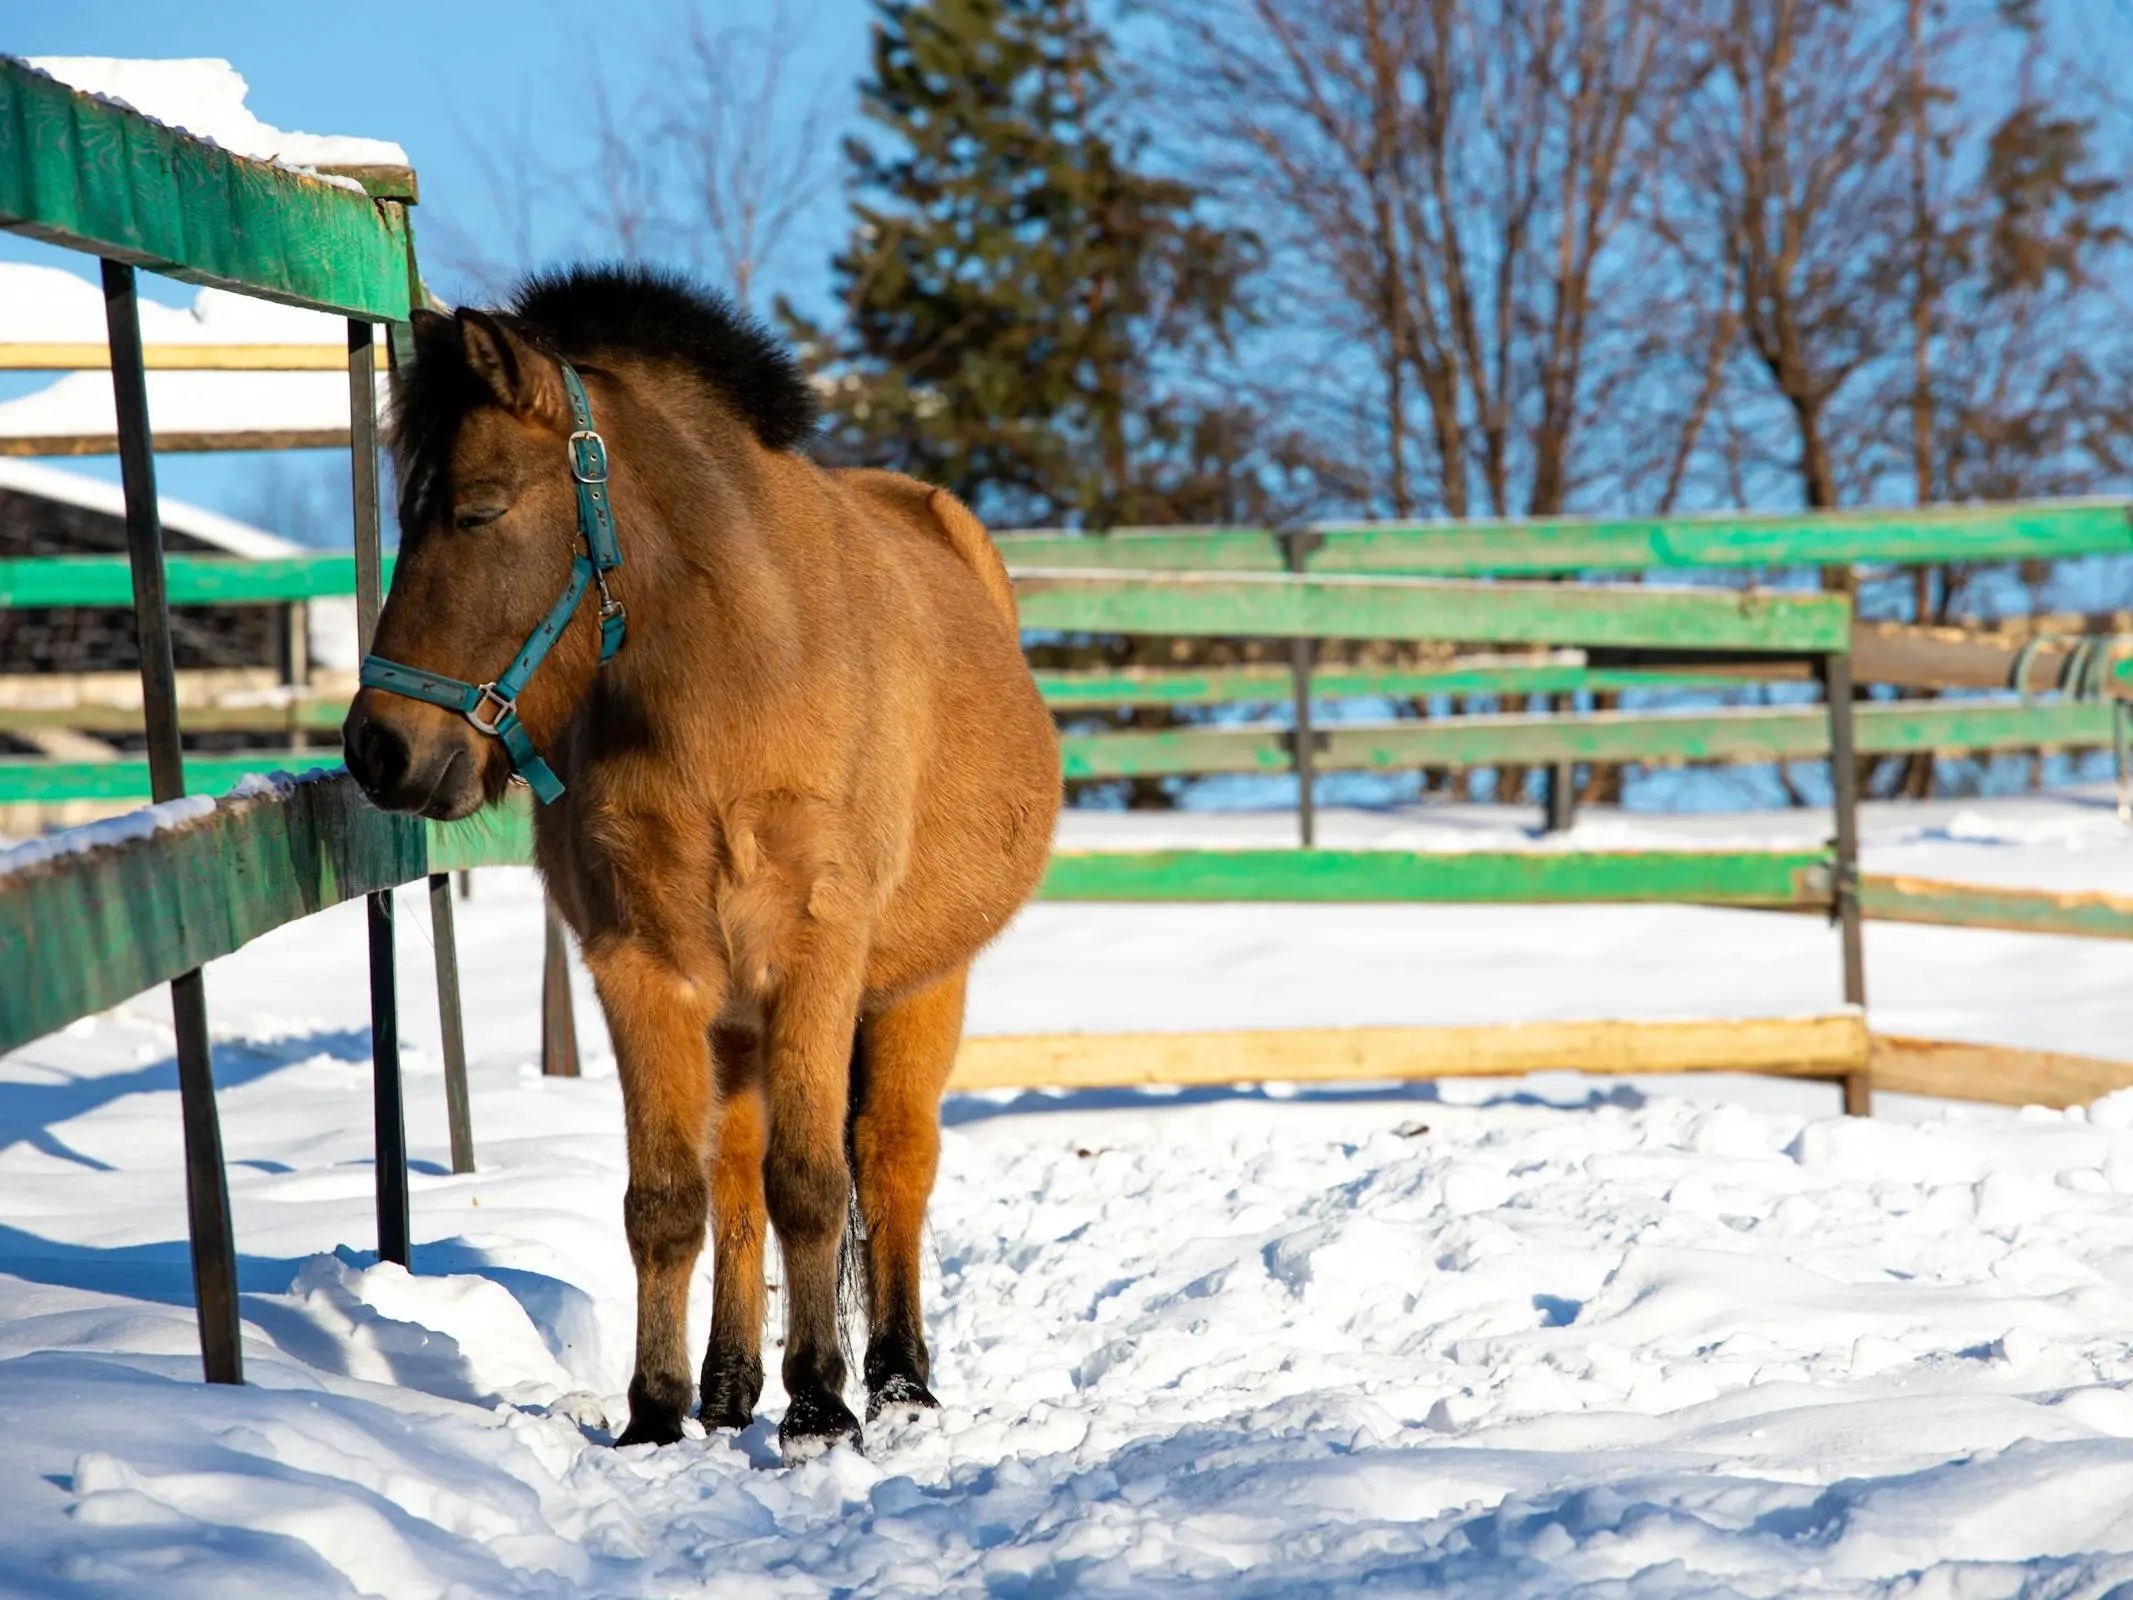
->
[358,362,626,804]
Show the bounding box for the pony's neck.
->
[578,366,788,740]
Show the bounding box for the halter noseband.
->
[358,362,626,804]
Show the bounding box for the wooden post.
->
[349,317,409,1264]
[542,900,581,1078]
[1822,649,1871,1116]
[1283,530,1318,848]
[429,874,475,1174]
[103,259,243,1387]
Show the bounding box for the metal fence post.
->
[1822,649,1871,1116]
[103,259,244,1385]
[1543,692,1578,833]
[542,900,581,1078]
[350,318,409,1264]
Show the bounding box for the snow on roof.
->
[0,457,298,557]
[0,366,382,445]
[27,57,409,171]
[0,262,346,346]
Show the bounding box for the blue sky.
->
[0,0,878,532]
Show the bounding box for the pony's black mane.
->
[392,263,817,528]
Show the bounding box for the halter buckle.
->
[466,682,517,736]
[569,429,609,484]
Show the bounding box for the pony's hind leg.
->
[764,955,868,1461]
[852,966,966,1422]
[701,1026,768,1430]
[590,944,722,1448]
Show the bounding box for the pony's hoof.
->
[867,1373,940,1423]
[614,1408,686,1448]
[778,1390,863,1464]
[699,1352,763,1431]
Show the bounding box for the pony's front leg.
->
[701,1028,768,1430]
[589,943,723,1447]
[764,951,867,1462]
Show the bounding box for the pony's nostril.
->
[348,715,411,795]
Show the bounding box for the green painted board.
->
[0,57,413,320]
[1013,571,1851,653]
[0,553,381,608]
[1859,876,2133,940]
[1036,662,1753,707]
[1309,501,2133,575]
[996,501,2133,577]
[0,772,529,1052]
[997,527,1282,572]
[1058,700,2117,779]
[0,753,330,803]
[1037,848,1832,906]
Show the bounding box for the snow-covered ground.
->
[9,794,2133,1595]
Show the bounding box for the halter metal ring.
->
[569,429,609,484]
[466,683,516,736]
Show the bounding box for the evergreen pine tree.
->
[794,0,1306,527]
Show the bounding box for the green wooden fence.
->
[0,56,414,320]
[15,773,2133,1060]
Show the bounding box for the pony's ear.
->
[456,308,567,429]
[409,307,453,345]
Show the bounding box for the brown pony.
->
[343,265,1060,1458]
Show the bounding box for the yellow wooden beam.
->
[948,1014,1869,1092]
[0,428,350,456]
[1868,1034,2133,1109]
[0,342,352,371]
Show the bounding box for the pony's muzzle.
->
[343,691,488,819]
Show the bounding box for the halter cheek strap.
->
[358,361,626,804]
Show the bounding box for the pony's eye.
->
[452,506,505,532]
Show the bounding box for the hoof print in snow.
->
[779,1391,863,1464]
[867,1373,940,1424]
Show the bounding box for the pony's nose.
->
[344,711,411,799]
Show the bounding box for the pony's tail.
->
[837,1022,869,1386]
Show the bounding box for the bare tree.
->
[1160,0,1681,520]
[425,2,835,310]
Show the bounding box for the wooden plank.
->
[994,501,2133,577]
[0,697,346,734]
[1867,1034,2133,1109]
[1037,659,1753,707]
[1859,874,2133,940]
[0,58,413,320]
[0,667,289,707]
[0,553,376,607]
[1012,569,1852,653]
[996,527,1282,572]
[1058,700,2118,780]
[0,342,356,371]
[0,772,526,1053]
[949,1014,1868,1092]
[0,754,325,803]
[0,429,352,458]
[1309,501,2133,575]
[1037,848,1831,906]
